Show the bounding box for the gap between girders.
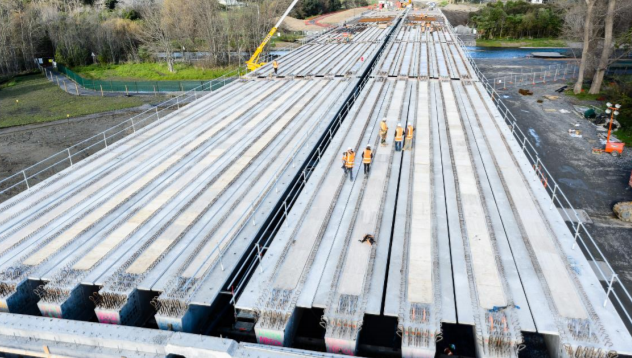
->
[380,81,414,315]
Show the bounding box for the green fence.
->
[56,64,240,93]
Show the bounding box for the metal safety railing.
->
[444,18,632,329]
[1,37,335,201]
[488,63,579,90]
[155,33,381,301]
[0,71,241,202]
[223,76,367,305]
[223,11,404,306]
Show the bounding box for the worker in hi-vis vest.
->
[341,151,349,175]
[403,123,414,151]
[273,60,279,75]
[362,145,373,175]
[345,148,355,181]
[379,119,388,145]
[394,123,404,151]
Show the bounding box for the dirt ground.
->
[442,9,473,26]
[476,58,632,326]
[282,8,368,32]
[317,8,367,25]
[442,3,481,12]
[0,105,173,201]
[439,3,481,26]
[282,16,323,32]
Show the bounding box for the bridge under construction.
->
[0,8,630,358]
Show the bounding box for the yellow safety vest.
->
[395,127,404,142]
[380,122,388,133]
[406,125,414,140]
[363,149,372,164]
[345,152,355,168]
[272,61,278,69]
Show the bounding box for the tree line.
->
[468,0,632,96]
[0,0,371,78]
[0,0,288,77]
[469,1,563,39]
[292,0,343,19]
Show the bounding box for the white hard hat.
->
[348,147,352,151]
[397,123,402,126]
[382,118,387,122]
[367,144,371,148]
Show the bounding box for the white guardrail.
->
[444,18,632,330]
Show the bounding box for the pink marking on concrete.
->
[256,328,284,346]
[96,311,121,325]
[326,337,356,356]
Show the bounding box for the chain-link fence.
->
[445,16,632,333]
[0,77,229,202]
[488,63,579,90]
[55,64,244,93]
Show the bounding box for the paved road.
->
[476,58,632,332]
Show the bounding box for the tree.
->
[589,0,615,94]
[573,0,596,94]
[292,0,342,19]
[469,1,562,40]
[138,1,176,73]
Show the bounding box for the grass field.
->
[72,63,239,81]
[614,127,632,145]
[476,38,567,48]
[271,32,304,46]
[0,74,152,128]
[564,87,632,146]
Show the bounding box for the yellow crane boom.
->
[246,0,302,71]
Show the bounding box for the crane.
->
[246,0,303,71]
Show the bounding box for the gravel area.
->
[477,58,632,332]
[0,105,174,201]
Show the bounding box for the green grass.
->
[0,74,151,128]
[274,32,303,43]
[72,63,239,81]
[613,127,632,146]
[563,86,632,146]
[476,38,567,48]
[564,88,604,102]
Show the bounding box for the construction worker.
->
[394,123,404,151]
[272,60,279,75]
[379,119,388,146]
[362,145,373,174]
[342,151,348,174]
[403,123,414,151]
[345,148,355,181]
